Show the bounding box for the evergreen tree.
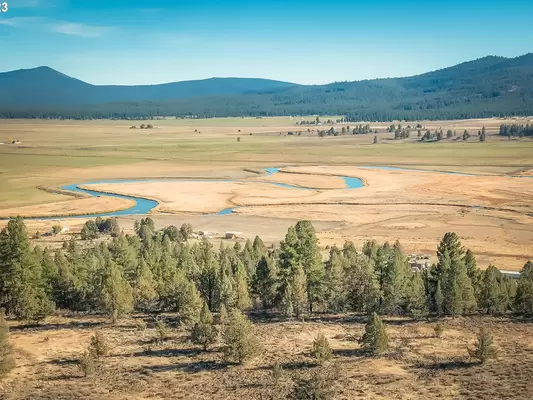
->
[361,312,388,355]
[0,218,54,321]
[222,309,260,364]
[101,261,133,323]
[291,264,308,318]
[406,271,428,317]
[515,261,533,313]
[468,328,497,363]
[197,239,220,311]
[219,270,237,310]
[310,332,333,365]
[251,255,278,310]
[343,243,379,312]
[480,265,503,314]
[190,301,218,351]
[324,246,344,312]
[234,264,252,311]
[280,283,294,318]
[294,221,324,313]
[0,311,15,377]
[132,256,157,311]
[381,241,410,315]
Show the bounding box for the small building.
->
[225,231,242,239]
[500,270,521,280]
[60,227,70,234]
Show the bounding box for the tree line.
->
[499,124,533,138]
[1,217,532,324]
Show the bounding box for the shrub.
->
[289,366,338,400]
[311,333,333,365]
[88,331,109,360]
[190,302,218,351]
[52,225,62,235]
[0,312,16,378]
[222,309,261,364]
[434,323,444,338]
[134,319,147,331]
[156,319,169,342]
[468,328,497,364]
[78,351,96,377]
[361,312,388,355]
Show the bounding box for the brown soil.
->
[1,314,532,400]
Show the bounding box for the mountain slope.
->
[0,67,298,107]
[1,53,533,120]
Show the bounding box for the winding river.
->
[22,166,532,220]
[33,167,362,220]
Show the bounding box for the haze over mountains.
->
[1,53,532,121]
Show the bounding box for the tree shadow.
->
[419,359,478,371]
[332,348,366,357]
[48,358,79,366]
[140,360,230,374]
[10,320,103,332]
[128,348,201,358]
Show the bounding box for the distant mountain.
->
[1,53,533,121]
[0,66,298,107]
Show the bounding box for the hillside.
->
[1,54,533,120]
[0,67,297,107]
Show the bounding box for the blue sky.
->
[1,0,532,85]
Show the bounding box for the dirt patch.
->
[2,314,533,400]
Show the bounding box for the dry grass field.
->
[2,314,533,400]
[1,116,533,270]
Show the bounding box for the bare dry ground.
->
[1,314,533,400]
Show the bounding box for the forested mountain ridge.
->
[1,53,533,120]
[0,66,298,107]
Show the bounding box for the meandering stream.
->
[21,166,531,220]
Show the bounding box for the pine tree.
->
[291,264,308,319]
[343,243,379,312]
[222,309,260,364]
[381,241,410,315]
[197,239,220,311]
[514,261,533,313]
[311,332,333,365]
[88,330,109,360]
[280,283,294,318]
[252,255,278,310]
[190,301,218,351]
[177,275,203,326]
[234,264,252,311]
[406,271,428,317]
[294,221,324,313]
[468,328,497,363]
[324,247,344,313]
[0,218,55,321]
[0,311,15,377]
[101,261,133,323]
[361,312,388,355]
[219,270,237,309]
[218,303,228,325]
[133,256,157,311]
[480,265,502,314]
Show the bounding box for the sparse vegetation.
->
[310,332,333,365]
[222,309,260,364]
[468,327,498,364]
[361,312,388,356]
[190,301,218,351]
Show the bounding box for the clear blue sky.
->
[1,0,532,85]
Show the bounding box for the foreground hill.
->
[1,53,533,120]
